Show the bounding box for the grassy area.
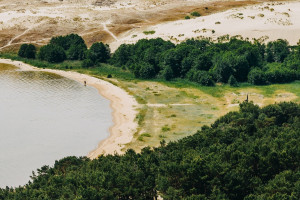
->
[1,53,299,152]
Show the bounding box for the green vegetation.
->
[143,30,156,35]
[110,37,300,86]
[185,15,191,20]
[190,11,201,17]
[1,34,299,155]
[10,34,300,88]
[18,44,36,59]
[1,102,299,199]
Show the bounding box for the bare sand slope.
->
[111,1,300,51]
[0,58,139,158]
[0,0,286,51]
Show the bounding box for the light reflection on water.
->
[0,64,112,187]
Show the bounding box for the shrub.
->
[81,59,94,68]
[107,74,112,78]
[141,133,151,137]
[143,31,155,35]
[38,44,66,63]
[185,16,191,20]
[191,11,201,17]
[228,75,239,87]
[264,63,297,83]
[248,68,267,85]
[161,125,170,132]
[138,62,156,79]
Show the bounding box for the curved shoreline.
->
[0,59,139,159]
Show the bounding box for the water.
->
[0,63,112,187]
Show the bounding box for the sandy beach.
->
[0,58,138,159]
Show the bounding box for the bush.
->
[138,62,156,79]
[143,31,156,35]
[228,75,239,87]
[187,70,215,86]
[38,44,66,63]
[185,16,191,20]
[248,68,267,85]
[81,59,94,68]
[18,44,36,59]
[191,11,201,17]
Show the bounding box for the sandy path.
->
[102,23,119,41]
[0,59,139,158]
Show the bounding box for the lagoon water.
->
[0,63,112,187]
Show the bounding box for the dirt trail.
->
[0,22,44,50]
[102,23,119,41]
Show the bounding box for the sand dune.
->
[111,1,300,51]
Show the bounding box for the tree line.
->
[1,102,299,199]
[18,34,299,86]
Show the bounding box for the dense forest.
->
[1,102,299,199]
[17,34,300,86]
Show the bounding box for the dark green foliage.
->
[228,75,238,87]
[17,36,300,85]
[248,68,267,85]
[161,65,174,81]
[187,70,215,86]
[266,39,290,63]
[87,42,110,63]
[111,37,300,86]
[190,11,201,17]
[138,62,156,79]
[81,59,94,68]
[18,44,36,59]
[38,44,66,63]
[185,16,191,19]
[50,34,86,51]
[67,43,86,60]
[1,102,299,200]
[49,34,87,60]
[109,44,132,67]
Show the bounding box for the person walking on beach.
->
[84,80,86,86]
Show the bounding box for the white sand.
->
[0,59,139,158]
[110,1,300,51]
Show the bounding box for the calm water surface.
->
[0,64,112,187]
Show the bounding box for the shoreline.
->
[0,58,139,159]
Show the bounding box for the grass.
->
[161,125,171,132]
[143,31,155,35]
